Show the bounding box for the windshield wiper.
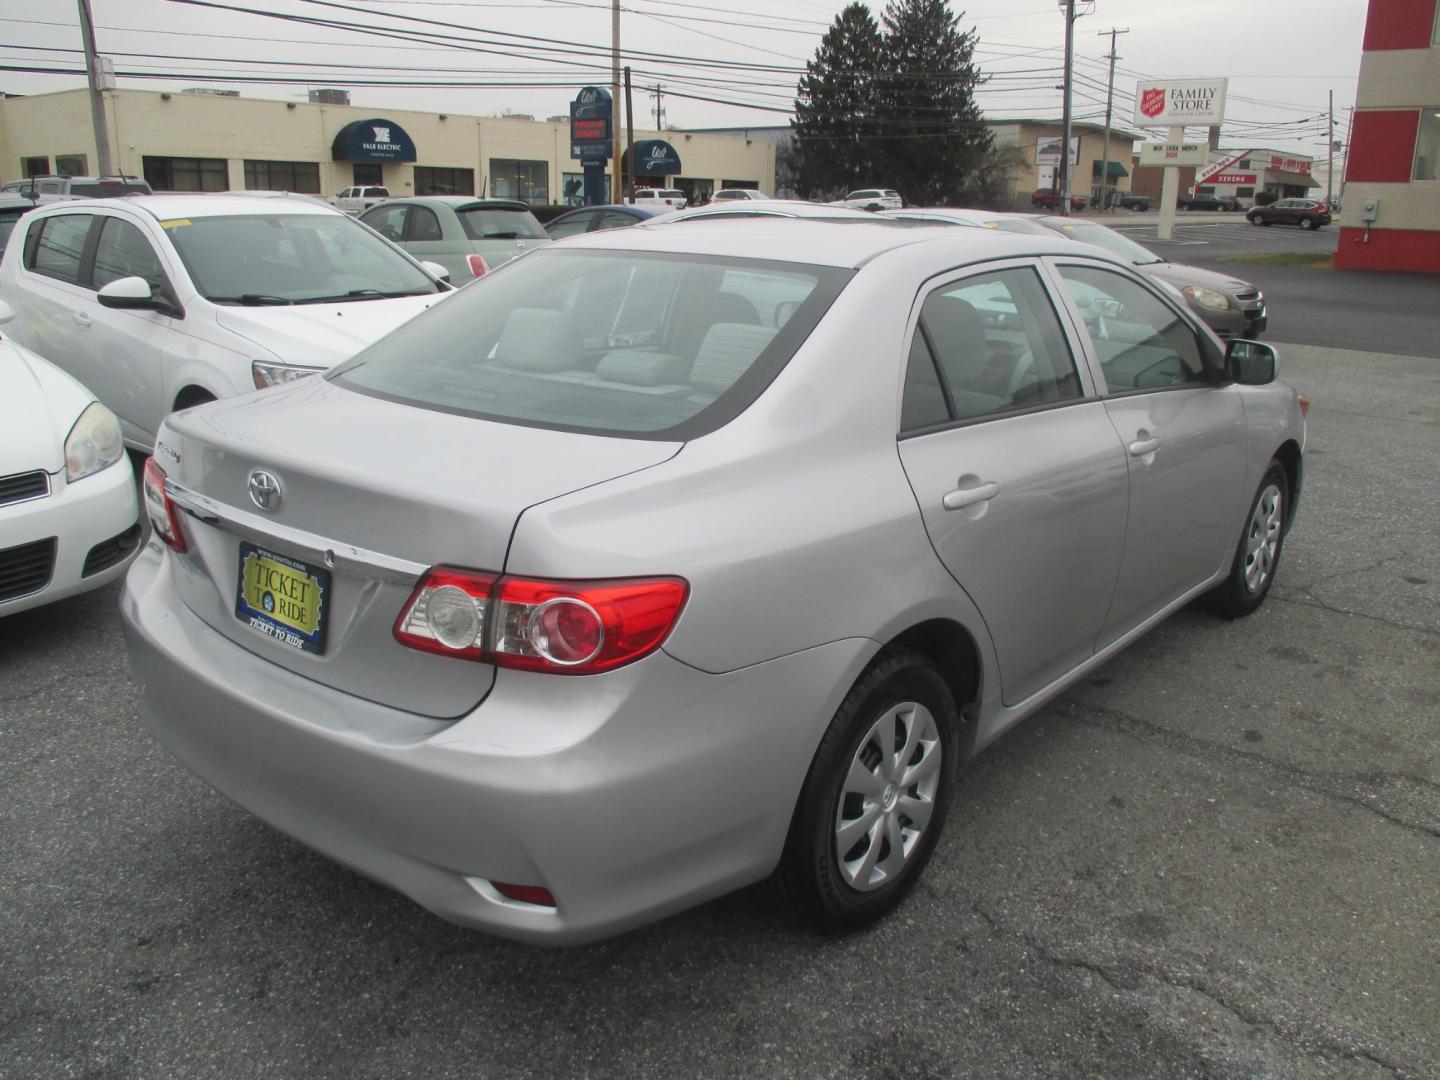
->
[210,293,295,306]
[483,231,521,239]
[295,288,429,304]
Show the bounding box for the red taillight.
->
[1298,393,1310,417]
[492,882,557,908]
[394,567,688,674]
[466,253,489,279]
[141,457,187,553]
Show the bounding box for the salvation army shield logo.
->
[1140,87,1166,119]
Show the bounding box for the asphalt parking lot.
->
[3,263,1437,1077]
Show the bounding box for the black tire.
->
[173,388,216,411]
[1211,462,1289,619]
[769,650,960,932]
[1299,216,1315,230]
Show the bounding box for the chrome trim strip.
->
[164,479,428,584]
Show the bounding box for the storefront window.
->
[55,155,87,177]
[490,159,548,205]
[675,177,714,205]
[414,166,474,196]
[143,156,228,192]
[244,160,320,193]
[353,163,383,186]
[1414,109,1440,181]
[22,156,49,178]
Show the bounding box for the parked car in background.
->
[123,217,1303,946]
[1038,216,1267,339]
[884,207,1054,236]
[831,188,903,211]
[360,197,549,281]
[712,189,769,202]
[0,312,140,616]
[1030,189,1088,211]
[0,195,39,257]
[0,195,451,450]
[328,185,391,215]
[1,175,152,204]
[629,188,688,210]
[544,203,666,239]
[1115,193,1151,211]
[646,201,877,225]
[1247,198,1331,230]
[1178,193,1238,211]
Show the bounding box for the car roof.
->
[553,215,1107,270]
[0,194,36,210]
[555,204,663,217]
[371,196,532,211]
[27,193,347,220]
[647,200,878,225]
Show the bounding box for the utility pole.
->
[1096,27,1129,213]
[611,0,621,203]
[1059,0,1075,215]
[77,0,112,176]
[650,84,665,131]
[1326,88,1335,207]
[624,66,635,200]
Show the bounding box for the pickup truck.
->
[1177,193,1238,211]
[328,186,391,215]
[1115,193,1150,211]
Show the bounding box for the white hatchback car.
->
[0,303,140,616]
[0,195,451,451]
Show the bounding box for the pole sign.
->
[569,86,613,163]
[1139,141,1207,167]
[1133,78,1228,127]
[1035,136,1080,166]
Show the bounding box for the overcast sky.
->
[1,0,1366,157]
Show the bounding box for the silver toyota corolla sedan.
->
[121,219,1305,945]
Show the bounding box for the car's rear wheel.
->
[1211,462,1289,618]
[769,650,959,931]
[1251,214,1268,226]
[1299,217,1316,230]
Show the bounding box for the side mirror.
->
[96,275,175,315]
[0,298,14,325]
[1226,339,1277,385]
[420,260,451,283]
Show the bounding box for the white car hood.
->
[211,291,446,369]
[0,338,93,475]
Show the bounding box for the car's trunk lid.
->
[157,377,681,717]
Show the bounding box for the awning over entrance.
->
[623,139,683,176]
[331,119,418,162]
[1091,160,1129,179]
[1267,169,1319,188]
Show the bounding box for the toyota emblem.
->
[248,469,282,512]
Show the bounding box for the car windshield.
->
[457,206,548,240]
[331,248,852,439]
[1045,220,1162,265]
[163,213,441,304]
[981,217,1053,236]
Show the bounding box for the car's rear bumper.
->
[0,455,140,616]
[120,543,868,944]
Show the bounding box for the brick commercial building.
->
[1335,0,1440,272]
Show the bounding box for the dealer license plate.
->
[235,542,330,654]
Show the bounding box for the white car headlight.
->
[1182,285,1231,312]
[253,359,325,390]
[64,402,124,483]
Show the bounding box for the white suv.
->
[0,195,450,450]
[831,189,903,211]
[629,188,688,210]
[2,175,152,204]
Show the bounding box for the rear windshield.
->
[331,248,852,440]
[457,206,547,241]
[69,182,149,198]
[163,213,441,304]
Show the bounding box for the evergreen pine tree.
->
[878,0,993,205]
[791,3,885,198]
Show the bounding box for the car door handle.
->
[72,312,91,328]
[943,482,999,510]
[1128,436,1161,456]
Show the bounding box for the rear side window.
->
[457,207,547,240]
[902,267,1081,430]
[409,206,443,241]
[332,249,852,440]
[26,214,92,284]
[361,204,408,241]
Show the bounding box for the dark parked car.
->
[1247,198,1331,230]
[1178,193,1238,211]
[1030,189,1088,211]
[544,203,666,239]
[1116,193,1150,211]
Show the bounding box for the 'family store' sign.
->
[1133,79,1228,128]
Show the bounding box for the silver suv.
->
[1,175,152,204]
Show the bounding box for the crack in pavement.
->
[1268,591,1439,639]
[976,907,1415,1076]
[1278,551,1412,594]
[1055,699,1440,840]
